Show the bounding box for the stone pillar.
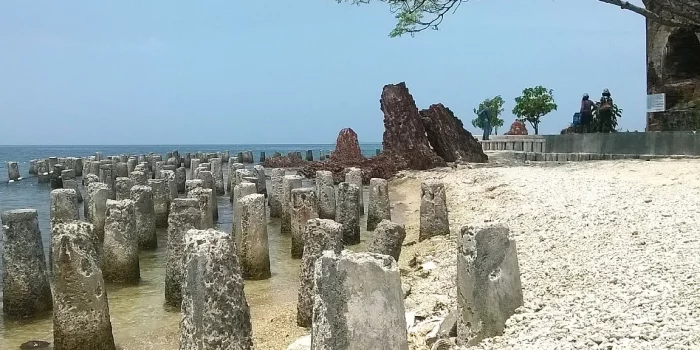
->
[165,198,202,307]
[187,187,214,229]
[131,185,157,250]
[210,158,225,195]
[296,219,343,327]
[227,162,244,194]
[336,182,360,245]
[129,170,148,186]
[50,189,80,226]
[231,168,253,202]
[62,179,83,203]
[185,179,204,195]
[268,168,285,217]
[233,183,257,239]
[115,177,135,201]
[315,170,335,220]
[345,167,364,215]
[419,180,450,241]
[52,221,116,350]
[237,194,271,280]
[312,251,408,350]
[127,157,137,174]
[114,162,128,178]
[253,164,267,196]
[89,160,101,178]
[28,159,37,175]
[306,149,313,161]
[50,164,64,189]
[102,199,139,283]
[281,175,302,234]
[190,159,201,178]
[60,169,76,181]
[98,164,115,199]
[48,156,59,169]
[82,175,100,219]
[290,188,318,259]
[148,179,169,228]
[7,161,20,181]
[153,161,164,179]
[86,183,110,245]
[457,225,523,346]
[1,209,52,319]
[160,169,178,204]
[367,178,391,231]
[175,167,187,193]
[196,170,218,221]
[367,220,406,262]
[180,228,253,350]
[259,151,266,163]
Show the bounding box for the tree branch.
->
[598,0,700,28]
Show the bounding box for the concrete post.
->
[253,164,267,197]
[367,178,391,231]
[153,161,164,179]
[86,183,110,246]
[233,183,257,240]
[165,198,202,307]
[281,175,302,234]
[419,180,450,241]
[231,168,253,202]
[114,162,128,178]
[336,182,360,245]
[295,219,343,327]
[457,225,523,346]
[99,164,115,199]
[148,179,170,228]
[187,187,214,229]
[127,157,137,174]
[185,179,204,195]
[160,169,178,204]
[268,168,285,217]
[210,158,225,195]
[102,199,139,283]
[1,209,52,319]
[115,177,135,201]
[290,188,318,259]
[7,161,20,181]
[190,159,201,178]
[50,189,80,226]
[345,167,364,215]
[367,220,406,262]
[62,179,83,204]
[175,167,187,193]
[311,251,408,350]
[227,162,244,194]
[51,221,116,350]
[131,185,157,250]
[180,228,253,350]
[129,170,148,186]
[237,194,271,280]
[316,170,336,220]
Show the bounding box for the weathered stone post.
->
[29,159,38,175]
[306,150,314,161]
[227,162,243,194]
[148,179,169,228]
[82,174,100,219]
[316,170,335,220]
[268,168,285,217]
[231,168,253,202]
[127,157,137,174]
[114,162,128,178]
[419,180,450,241]
[60,169,76,182]
[115,177,135,201]
[130,185,157,250]
[50,165,64,189]
[160,169,178,204]
[311,251,408,349]
[367,220,406,262]
[210,157,225,195]
[165,198,202,307]
[457,225,523,346]
[185,179,204,195]
[290,188,318,259]
[367,178,391,231]
[237,194,271,280]
[52,221,116,350]
[7,161,20,181]
[196,170,218,221]
[189,159,201,177]
[102,199,139,283]
[86,183,110,244]
[62,179,83,203]
[296,219,343,327]
[187,187,214,229]
[129,170,148,186]
[336,182,360,245]
[51,189,80,225]
[253,164,267,196]
[153,161,164,179]
[180,228,253,350]
[37,161,50,184]
[345,167,364,215]
[1,209,52,319]
[281,175,303,234]
[99,164,116,199]
[233,183,257,239]
[175,167,186,193]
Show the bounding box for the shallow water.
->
[0,144,377,349]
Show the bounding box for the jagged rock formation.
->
[505,120,528,135]
[419,103,488,163]
[330,128,364,163]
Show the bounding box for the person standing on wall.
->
[478,108,491,140]
[580,93,596,133]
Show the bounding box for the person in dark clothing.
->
[579,93,596,133]
[597,88,614,132]
[478,109,491,140]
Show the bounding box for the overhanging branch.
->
[598,0,700,28]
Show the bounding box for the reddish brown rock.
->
[505,119,529,135]
[380,82,446,170]
[261,155,308,168]
[330,128,364,163]
[419,104,488,163]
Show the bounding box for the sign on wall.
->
[647,93,666,113]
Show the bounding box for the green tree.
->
[471,95,505,135]
[511,86,557,135]
[336,1,700,37]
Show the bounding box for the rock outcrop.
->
[419,103,488,163]
[505,119,528,135]
[329,128,364,163]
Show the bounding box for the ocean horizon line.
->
[0,142,384,147]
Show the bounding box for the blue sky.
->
[0,0,647,145]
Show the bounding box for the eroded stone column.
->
[316,170,335,220]
[290,188,318,259]
[50,189,80,226]
[336,182,360,245]
[210,157,225,195]
[237,194,271,280]
[99,164,115,199]
[233,183,257,239]
[127,157,137,174]
[419,180,450,241]
[345,167,364,215]
[311,251,408,349]
[148,179,169,228]
[62,179,83,204]
[165,198,202,307]
[231,168,253,202]
[268,168,285,217]
[180,228,253,350]
[52,221,116,350]
[7,161,20,181]
[83,175,100,219]
[457,225,523,346]
[131,185,157,250]
[129,170,148,186]
[367,220,406,262]
[114,162,128,178]
[115,177,135,201]
[189,159,201,178]
[227,162,244,194]
[296,219,342,327]
[253,164,267,196]
[86,183,110,244]
[367,178,391,231]
[185,179,204,195]
[1,209,52,319]
[175,167,186,193]
[102,199,139,283]
[196,170,218,221]
[187,187,214,229]
[281,175,302,234]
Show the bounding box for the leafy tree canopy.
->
[471,95,505,134]
[512,86,557,135]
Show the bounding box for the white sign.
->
[647,93,666,113]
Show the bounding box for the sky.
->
[0,0,648,145]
